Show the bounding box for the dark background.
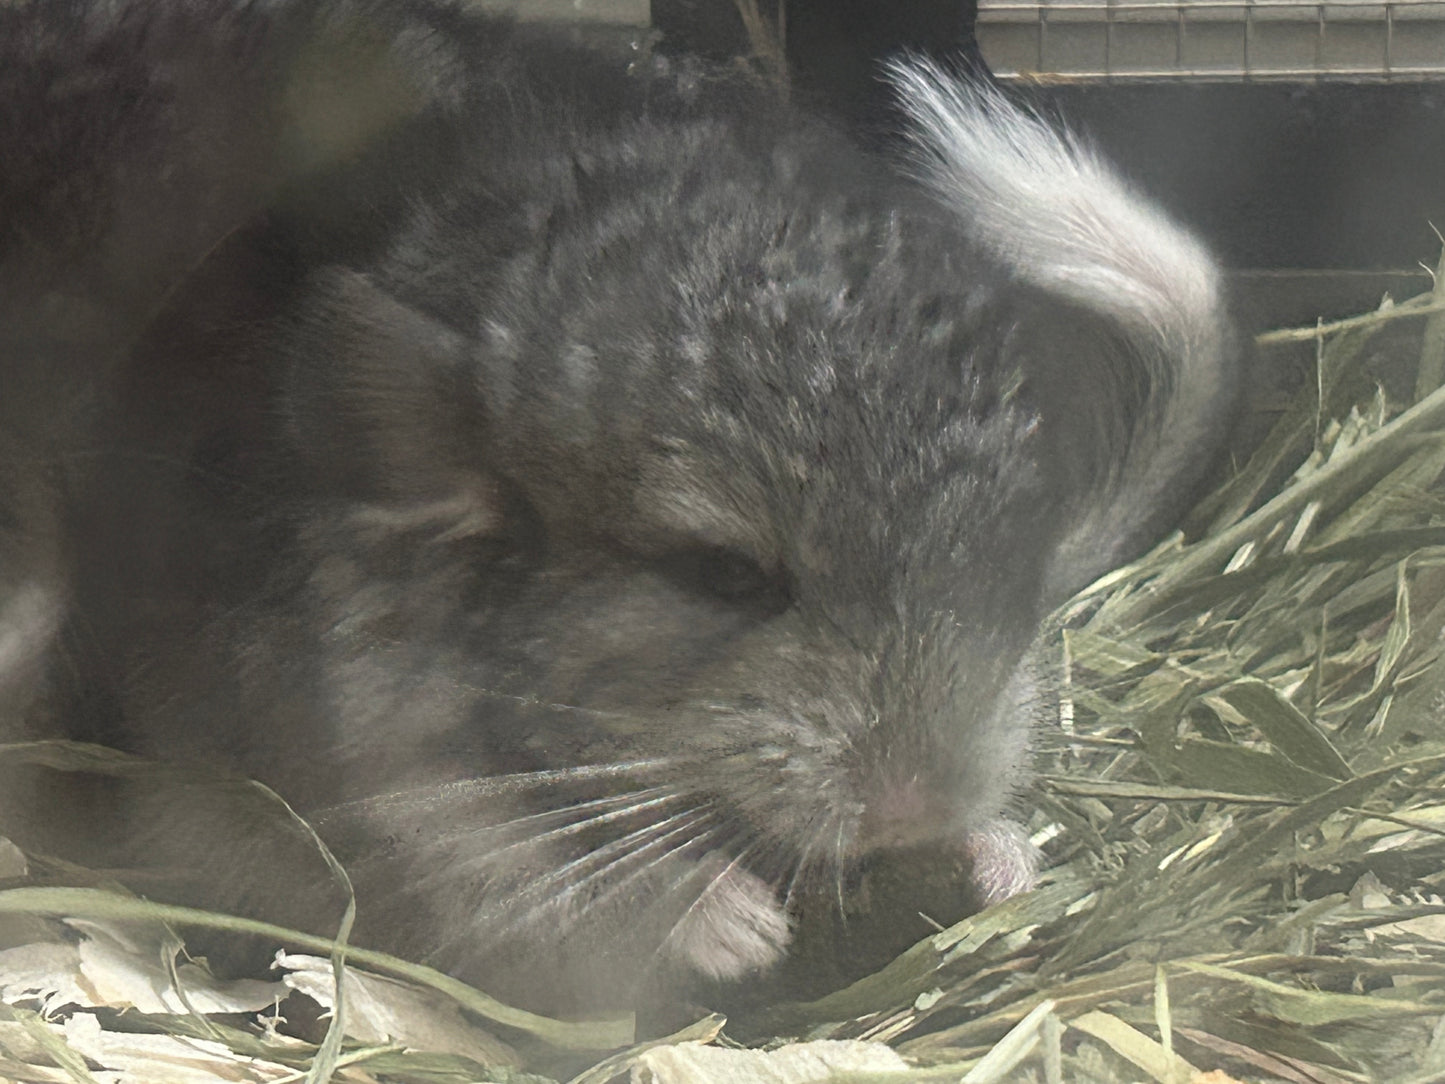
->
[653,0,1445,275]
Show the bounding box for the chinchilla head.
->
[268,110,1067,1011]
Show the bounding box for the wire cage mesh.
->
[977,0,1445,80]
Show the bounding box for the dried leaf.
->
[276,952,517,1068]
[605,1039,906,1084]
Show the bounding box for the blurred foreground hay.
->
[5,278,1445,1081]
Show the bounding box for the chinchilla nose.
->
[846,641,1032,856]
[856,772,951,851]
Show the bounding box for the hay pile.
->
[4,282,1445,1082]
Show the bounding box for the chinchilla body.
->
[0,0,1236,1017]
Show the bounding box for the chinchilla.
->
[0,0,1236,1020]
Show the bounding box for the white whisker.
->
[534,807,715,896]
[782,820,828,913]
[450,681,641,723]
[401,786,682,861]
[312,759,677,821]
[414,789,688,883]
[463,788,682,856]
[483,810,720,940]
[571,822,726,915]
[451,785,674,836]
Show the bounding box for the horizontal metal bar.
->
[988,62,1445,77]
[980,0,1445,13]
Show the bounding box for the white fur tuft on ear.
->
[887,58,1221,342]
[889,58,1235,596]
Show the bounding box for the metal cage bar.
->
[978,0,1445,80]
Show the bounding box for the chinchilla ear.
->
[281,270,501,527]
[890,59,1237,602]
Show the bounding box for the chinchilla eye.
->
[663,545,790,611]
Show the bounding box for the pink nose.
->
[858,776,943,852]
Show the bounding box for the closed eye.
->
[658,545,791,614]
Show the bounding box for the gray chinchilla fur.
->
[0,0,1237,1020]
